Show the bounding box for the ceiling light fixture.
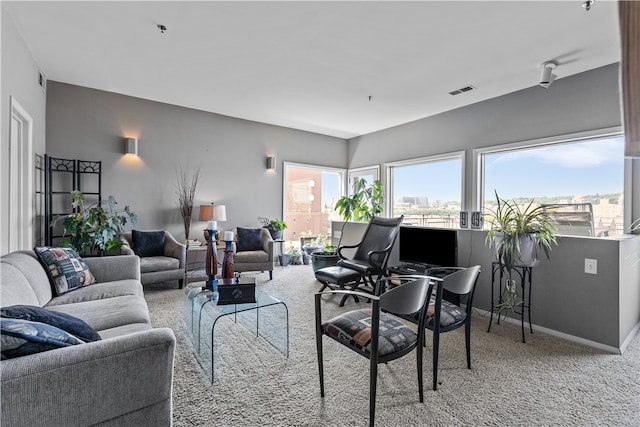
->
[582,0,595,11]
[539,62,557,89]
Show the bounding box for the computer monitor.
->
[398,226,458,267]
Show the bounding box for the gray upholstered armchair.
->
[233,227,274,280]
[119,230,186,288]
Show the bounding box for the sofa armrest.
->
[0,328,176,427]
[164,231,186,268]
[84,254,140,282]
[261,229,274,262]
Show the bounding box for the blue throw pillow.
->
[34,246,96,296]
[132,230,165,257]
[236,228,263,252]
[0,305,101,342]
[1,318,85,360]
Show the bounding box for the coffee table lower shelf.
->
[183,281,289,382]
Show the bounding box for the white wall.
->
[0,8,47,255]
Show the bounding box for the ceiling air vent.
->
[449,85,475,96]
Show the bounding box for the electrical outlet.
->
[585,258,598,275]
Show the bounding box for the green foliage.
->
[56,191,137,256]
[267,218,287,231]
[486,191,557,312]
[334,179,384,222]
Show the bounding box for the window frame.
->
[473,126,632,233]
[385,151,466,223]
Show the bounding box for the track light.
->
[539,62,557,89]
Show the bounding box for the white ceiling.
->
[4,1,621,139]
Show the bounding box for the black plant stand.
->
[487,262,534,343]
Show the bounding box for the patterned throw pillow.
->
[132,230,165,257]
[34,247,96,296]
[0,305,101,342]
[236,228,263,252]
[1,318,85,360]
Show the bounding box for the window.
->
[481,134,625,237]
[347,166,379,195]
[283,163,345,244]
[387,153,464,228]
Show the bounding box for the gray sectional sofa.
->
[0,250,176,426]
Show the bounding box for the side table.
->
[487,262,534,343]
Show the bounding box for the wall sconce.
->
[124,137,138,155]
[267,156,276,171]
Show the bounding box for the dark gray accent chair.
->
[233,227,274,280]
[119,230,186,288]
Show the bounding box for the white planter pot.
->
[492,233,540,267]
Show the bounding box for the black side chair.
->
[315,275,433,427]
[399,265,482,391]
[315,216,404,306]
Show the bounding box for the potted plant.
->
[311,244,340,272]
[485,191,557,311]
[55,191,137,256]
[287,244,302,265]
[265,218,287,240]
[334,178,384,222]
[302,234,327,255]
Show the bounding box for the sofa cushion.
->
[132,230,165,257]
[1,318,85,359]
[45,279,144,306]
[34,247,96,296]
[1,305,101,342]
[234,250,269,263]
[45,295,151,332]
[236,228,263,252]
[139,256,180,273]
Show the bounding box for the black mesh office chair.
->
[315,216,404,306]
[315,275,433,427]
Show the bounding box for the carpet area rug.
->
[144,266,640,426]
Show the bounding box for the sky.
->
[318,135,625,206]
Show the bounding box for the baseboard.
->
[620,321,640,354]
[473,307,622,354]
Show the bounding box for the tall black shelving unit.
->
[45,156,102,246]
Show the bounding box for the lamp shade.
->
[213,205,227,222]
[199,204,214,221]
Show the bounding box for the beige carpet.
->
[144,266,640,426]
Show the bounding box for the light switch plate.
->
[585,258,598,275]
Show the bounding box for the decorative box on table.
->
[217,277,256,305]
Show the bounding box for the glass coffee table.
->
[184,278,289,382]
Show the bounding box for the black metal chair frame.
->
[401,266,482,391]
[316,216,403,306]
[315,275,433,427]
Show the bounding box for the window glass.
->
[284,164,344,245]
[483,135,625,237]
[390,156,463,228]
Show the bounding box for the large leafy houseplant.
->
[485,191,557,311]
[334,178,384,222]
[56,191,137,256]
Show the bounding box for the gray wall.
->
[1,9,47,254]
[45,82,347,241]
[345,64,639,351]
[348,63,623,211]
